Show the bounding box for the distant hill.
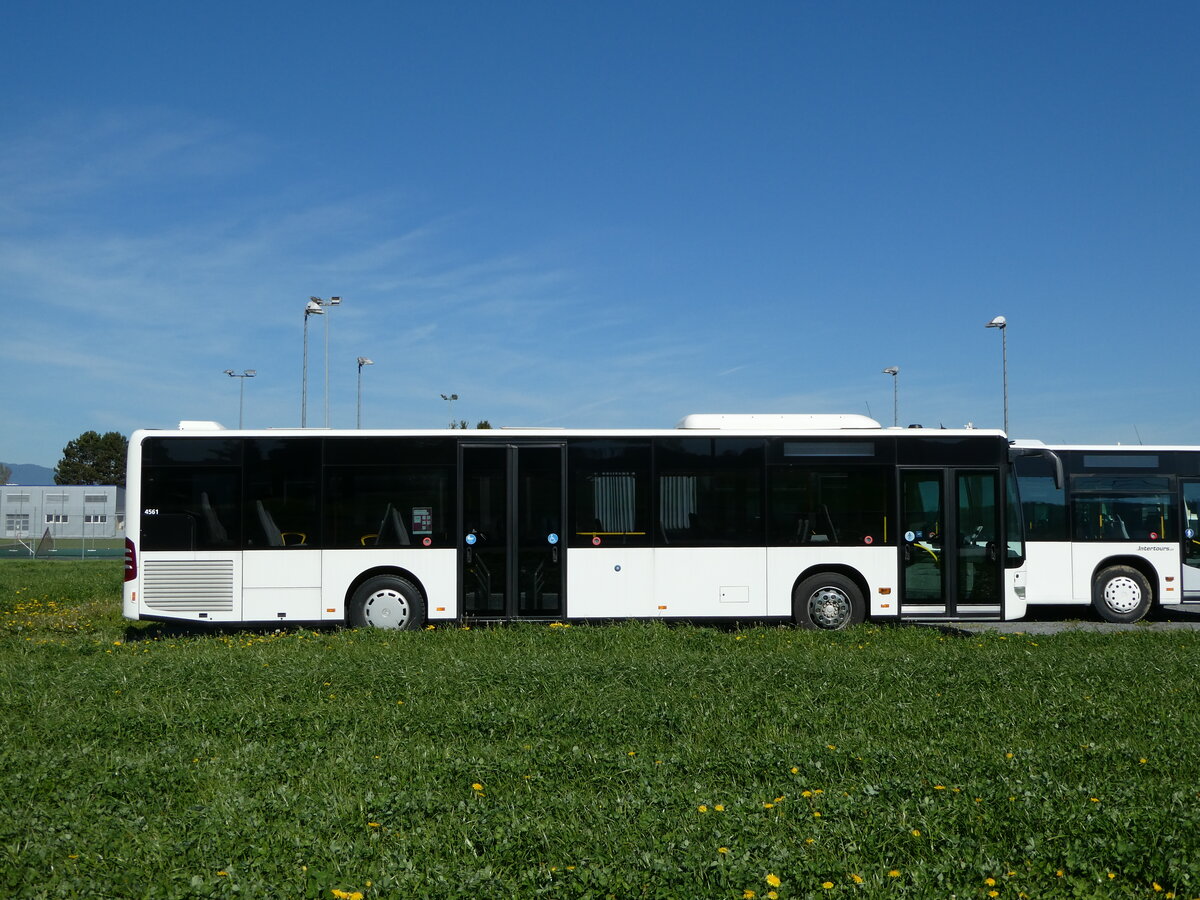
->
[3,463,56,485]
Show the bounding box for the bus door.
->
[899,469,1003,618]
[1181,480,1200,598]
[460,444,566,619]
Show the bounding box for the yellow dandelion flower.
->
[743,891,756,899]
[822,881,834,889]
[791,766,800,774]
[888,870,901,877]
[827,744,836,750]
[805,838,815,844]
[1055,870,1064,877]
[802,790,813,798]
[911,829,921,837]
[1107,873,1116,879]
[1152,884,1162,892]
[813,811,822,817]
[985,877,996,886]
[1005,752,1014,759]
[763,802,775,809]
[471,783,483,791]
[934,785,945,790]
[766,874,781,887]
[367,822,380,828]
[988,892,999,898]
[698,805,709,813]
[217,870,228,876]
[768,893,779,900]
[718,847,729,854]
[1090,797,1100,803]
[850,873,863,884]
[715,804,725,811]
[1140,757,1148,764]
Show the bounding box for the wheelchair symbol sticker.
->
[465,533,477,546]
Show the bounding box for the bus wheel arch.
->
[1091,560,1153,624]
[792,566,867,630]
[347,568,428,630]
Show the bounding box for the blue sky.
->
[3,1,1199,467]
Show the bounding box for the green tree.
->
[54,431,128,487]
[0,463,10,484]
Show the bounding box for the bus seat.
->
[200,492,228,543]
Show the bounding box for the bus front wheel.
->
[1092,566,1151,624]
[349,575,427,630]
[794,573,865,630]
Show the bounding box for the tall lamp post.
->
[356,357,374,429]
[223,369,256,428]
[881,366,899,427]
[301,299,324,427]
[310,296,341,427]
[440,393,458,428]
[985,315,1008,433]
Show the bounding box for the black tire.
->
[793,573,865,630]
[348,575,426,630]
[1092,565,1152,624]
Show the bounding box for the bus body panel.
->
[1005,567,1027,620]
[321,548,458,621]
[1021,542,1074,606]
[653,547,767,618]
[766,546,898,618]
[137,551,243,623]
[242,549,322,622]
[1070,542,1178,605]
[566,548,655,619]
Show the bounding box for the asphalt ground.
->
[950,604,1200,634]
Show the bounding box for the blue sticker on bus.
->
[465,533,477,545]
[548,533,559,545]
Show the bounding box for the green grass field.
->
[2,561,1199,899]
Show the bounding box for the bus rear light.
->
[124,538,137,582]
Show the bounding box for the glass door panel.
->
[516,446,564,616]
[461,444,565,618]
[1182,481,1200,598]
[461,446,507,616]
[956,471,1001,605]
[901,471,944,605]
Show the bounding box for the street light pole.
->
[440,393,458,428]
[356,357,374,429]
[882,367,899,427]
[309,296,342,428]
[223,369,256,428]
[302,300,324,427]
[985,316,1008,433]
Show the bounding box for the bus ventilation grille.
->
[142,560,235,612]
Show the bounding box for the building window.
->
[45,514,69,524]
[4,514,29,534]
[84,514,108,524]
[6,493,31,503]
[84,494,108,504]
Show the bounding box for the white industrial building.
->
[1,485,125,543]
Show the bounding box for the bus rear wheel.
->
[349,575,426,630]
[794,573,865,630]
[1092,565,1151,624]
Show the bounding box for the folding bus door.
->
[899,468,1003,618]
[460,444,565,619]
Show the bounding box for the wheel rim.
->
[808,586,852,629]
[1102,576,1143,614]
[362,587,411,629]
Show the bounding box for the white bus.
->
[1011,440,1200,622]
[123,414,1045,630]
